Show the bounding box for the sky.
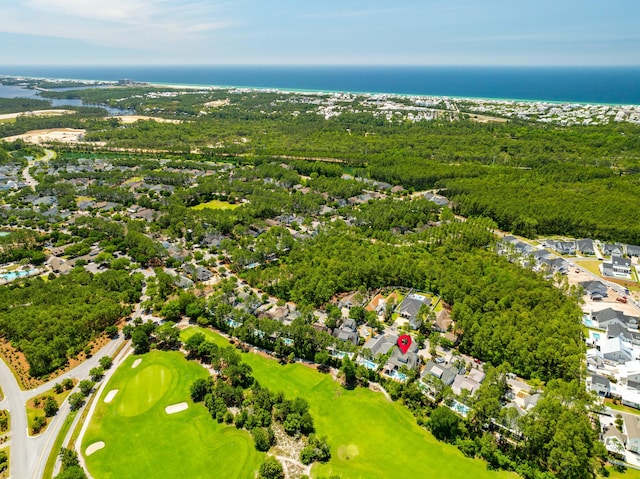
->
[0,0,638,66]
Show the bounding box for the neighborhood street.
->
[0,333,125,479]
[22,148,55,190]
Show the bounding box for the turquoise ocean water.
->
[1,66,639,104]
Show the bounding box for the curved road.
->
[0,335,125,479]
[22,148,55,190]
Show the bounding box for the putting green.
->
[181,327,517,479]
[83,351,262,479]
[117,364,173,417]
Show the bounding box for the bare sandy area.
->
[112,115,182,124]
[165,402,188,414]
[104,389,118,403]
[86,441,105,456]
[0,109,76,121]
[204,99,230,108]
[3,128,85,144]
[131,358,142,369]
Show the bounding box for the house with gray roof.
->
[602,243,624,256]
[363,334,399,357]
[547,240,576,255]
[576,238,595,255]
[592,308,638,329]
[612,255,632,276]
[424,192,449,206]
[421,360,457,387]
[625,415,640,454]
[385,340,420,374]
[598,336,633,364]
[626,244,640,258]
[589,374,611,397]
[398,293,431,330]
[580,281,608,300]
[333,318,360,345]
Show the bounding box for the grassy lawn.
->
[83,351,262,479]
[190,199,241,211]
[182,327,516,479]
[605,466,640,479]
[576,259,603,276]
[43,410,77,479]
[604,398,640,415]
[27,386,74,436]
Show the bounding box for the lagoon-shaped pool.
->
[0,269,38,281]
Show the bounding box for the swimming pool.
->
[0,232,9,237]
[450,400,470,417]
[0,269,37,281]
[357,358,377,370]
[583,317,595,327]
[387,370,408,382]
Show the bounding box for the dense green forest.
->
[0,268,143,376]
[242,220,584,382]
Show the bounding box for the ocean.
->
[1,66,639,105]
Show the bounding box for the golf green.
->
[181,327,517,479]
[82,351,263,479]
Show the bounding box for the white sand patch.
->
[132,358,142,369]
[104,389,118,403]
[165,402,188,415]
[86,441,105,456]
[0,109,76,120]
[112,115,182,124]
[3,128,86,145]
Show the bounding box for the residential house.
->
[421,360,457,387]
[385,340,420,377]
[47,256,72,275]
[424,192,449,206]
[626,244,640,258]
[602,243,624,256]
[591,308,638,329]
[612,255,632,276]
[365,293,387,314]
[398,293,431,330]
[524,393,541,411]
[603,426,627,459]
[174,275,194,289]
[576,238,596,255]
[598,336,634,364]
[547,240,576,255]
[432,309,453,334]
[333,318,360,345]
[362,334,399,357]
[619,362,640,390]
[588,374,611,397]
[625,415,640,454]
[451,368,486,396]
[580,281,608,300]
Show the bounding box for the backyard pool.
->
[0,269,38,282]
[450,400,471,417]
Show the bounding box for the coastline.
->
[2,67,639,107]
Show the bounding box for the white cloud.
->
[0,0,235,51]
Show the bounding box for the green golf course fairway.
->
[181,327,517,479]
[82,351,263,479]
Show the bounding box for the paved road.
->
[22,148,55,190]
[0,333,125,479]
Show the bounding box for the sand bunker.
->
[104,389,118,403]
[132,358,142,368]
[165,402,188,414]
[86,441,105,456]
